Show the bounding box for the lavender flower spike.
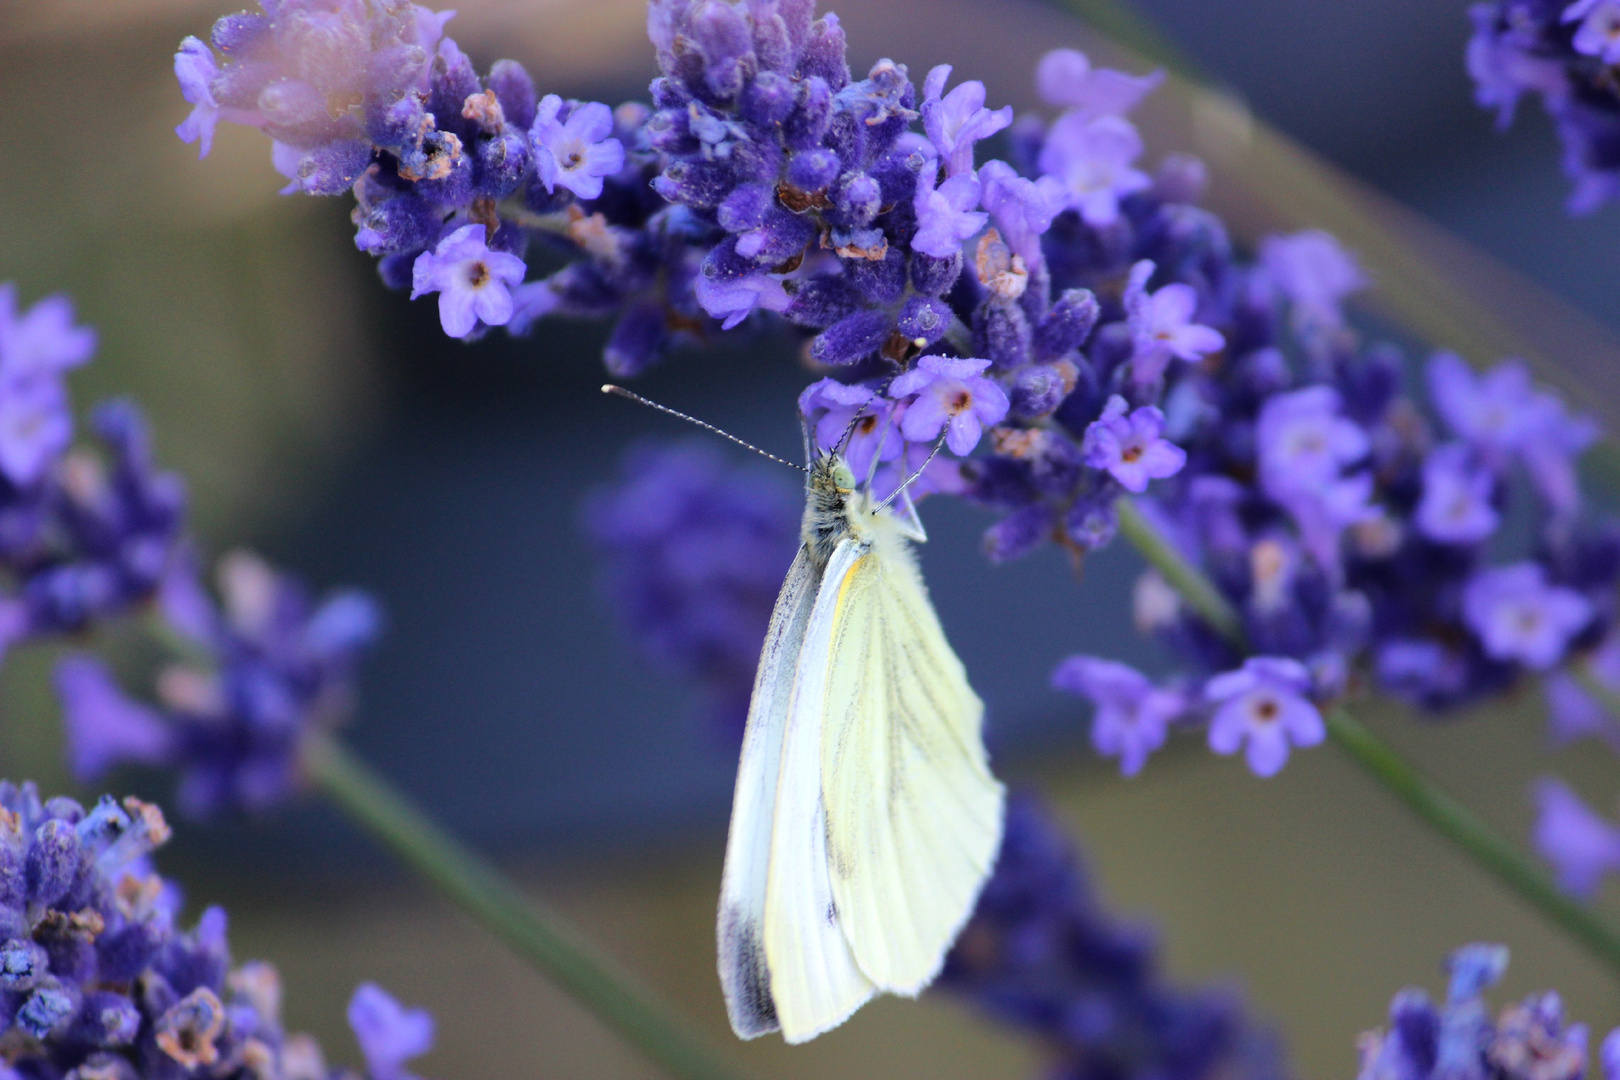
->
[411,225,528,339]
[1206,656,1325,778]
[891,355,1009,455]
[1533,777,1620,897]
[1051,655,1183,776]
[531,96,626,200]
[920,65,1012,178]
[1081,395,1186,493]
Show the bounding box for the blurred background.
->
[1,0,1618,1078]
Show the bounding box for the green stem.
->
[1114,496,1247,651]
[1112,495,1620,980]
[302,734,753,1080]
[1323,706,1620,978]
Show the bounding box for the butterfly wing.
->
[761,538,876,1043]
[819,524,1005,995]
[717,546,818,1039]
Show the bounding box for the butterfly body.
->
[718,450,1004,1044]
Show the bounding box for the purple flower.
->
[1414,443,1499,545]
[693,271,790,330]
[1519,392,1598,517]
[1462,563,1591,670]
[1543,636,1620,749]
[912,165,987,258]
[1205,656,1325,778]
[1037,114,1151,227]
[1258,230,1366,336]
[173,37,221,158]
[1427,352,1539,455]
[1051,656,1183,776]
[1034,48,1163,119]
[977,160,1065,270]
[1566,0,1620,63]
[1533,777,1620,897]
[890,355,1009,455]
[920,65,1012,178]
[0,285,96,377]
[799,378,904,479]
[1123,260,1225,384]
[1466,4,1568,127]
[349,984,435,1080]
[531,96,625,200]
[1255,385,1369,502]
[1081,395,1186,493]
[0,377,71,488]
[410,225,528,339]
[56,654,175,782]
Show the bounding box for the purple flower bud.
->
[786,147,840,191]
[846,247,906,305]
[1153,152,1208,203]
[973,299,1032,368]
[831,171,881,227]
[603,302,669,378]
[897,295,952,348]
[1065,497,1118,551]
[487,59,538,131]
[1009,364,1068,420]
[809,309,891,366]
[983,504,1056,564]
[25,821,79,907]
[823,108,866,170]
[474,132,531,199]
[652,159,734,208]
[800,14,850,90]
[1034,288,1100,360]
[782,275,859,328]
[740,69,796,127]
[783,75,833,149]
[909,250,963,296]
[688,0,754,101]
[210,11,269,53]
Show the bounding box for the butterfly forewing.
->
[717,547,818,1039]
[761,537,877,1043]
[818,522,1005,994]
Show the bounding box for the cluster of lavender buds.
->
[0,780,434,1080]
[56,550,381,819]
[0,286,186,661]
[942,795,1285,1080]
[1356,943,1610,1080]
[1465,0,1620,212]
[583,441,800,736]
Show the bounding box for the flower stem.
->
[1322,706,1620,977]
[1112,495,1620,981]
[302,733,754,1080]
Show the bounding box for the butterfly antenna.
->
[874,431,949,512]
[602,385,807,473]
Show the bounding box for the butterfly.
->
[715,433,1005,1043]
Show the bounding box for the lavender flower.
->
[913,166,987,258]
[920,66,1012,178]
[350,983,436,1080]
[410,224,528,338]
[1462,563,1591,671]
[1051,657,1183,776]
[1081,396,1186,493]
[799,377,904,478]
[1357,944,1596,1080]
[531,96,626,199]
[1467,0,1620,211]
[890,355,1009,455]
[1123,260,1226,385]
[57,550,381,817]
[582,440,800,736]
[1533,777,1620,897]
[0,781,433,1080]
[1414,443,1500,545]
[1205,657,1325,778]
[942,795,1287,1080]
[1258,230,1365,338]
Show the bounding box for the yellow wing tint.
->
[819,528,1004,995]
[761,538,875,1042]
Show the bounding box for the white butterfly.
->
[716,441,1005,1043]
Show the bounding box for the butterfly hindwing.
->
[818,522,1005,994]
[717,547,818,1039]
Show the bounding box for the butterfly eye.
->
[832,462,857,490]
